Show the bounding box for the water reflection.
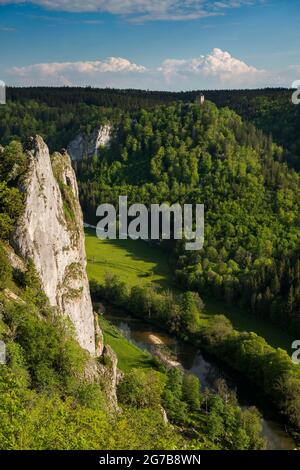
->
[103,311,296,450]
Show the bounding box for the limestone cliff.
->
[67,124,112,161]
[12,136,97,355]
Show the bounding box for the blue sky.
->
[0,0,299,90]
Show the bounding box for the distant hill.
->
[3,86,300,168]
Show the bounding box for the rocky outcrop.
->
[98,345,121,411]
[83,343,121,411]
[12,136,97,355]
[67,124,112,161]
[94,313,104,357]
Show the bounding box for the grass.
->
[99,316,154,373]
[85,228,174,289]
[202,297,295,352]
[85,227,295,353]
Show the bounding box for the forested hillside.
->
[0,139,267,450]
[4,87,299,167]
[1,89,300,333]
[75,101,300,335]
[2,89,300,442]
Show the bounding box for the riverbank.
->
[91,278,300,444]
[85,230,295,352]
[85,231,299,447]
[99,306,296,450]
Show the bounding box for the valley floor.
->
[85,228,295,353]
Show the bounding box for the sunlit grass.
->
[85,228,294,353]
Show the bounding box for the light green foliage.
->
[0,182,24,240]
[0,244,12,289]
[0,140,27,182]
[180,292,201,334]
[117,368,165,409]
[85,229,173,289]
[0,141,25,241]
[206,395,265,450]
[99,317,155,372]
[182,373,201,411]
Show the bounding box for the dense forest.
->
[2,87,300,440]
[4,86,300,167]
[1,88,300,334]
[73,100,300,336]
[1,88,300,329]
[0,141,265,450]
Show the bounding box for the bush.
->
[3,302,87,394]
[0,245,12,289]
[0,141,27,182]
[182,373,201,411]
[117,369,164,409]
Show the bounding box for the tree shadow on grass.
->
[86,228,175,290]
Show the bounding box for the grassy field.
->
[85,228,295,352]
[99,316,155,373]
[85,228,174,289]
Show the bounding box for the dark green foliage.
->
[0,141,25,241]
[0,244,12,289]
[0,182,24,240]
[0,140,27,181]
[182,373,201,411]
[3,301,87,393]
[200,314,300,429]
[75,101,300,335]
[91,274,202,337]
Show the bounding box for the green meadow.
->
[99,316,154,373]
[85,228,173,289]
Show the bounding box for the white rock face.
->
[13,136,97,355]
[67,124,112,161]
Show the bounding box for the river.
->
[102,310,296,450]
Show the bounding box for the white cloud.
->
[160,48,266,85]
[0,0,265,22]
[6,49,287,89]
[8,57,146,85]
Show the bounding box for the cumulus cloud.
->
[6,49,277,89]
[8,57,146,86]
[160,48,266,85]
[0,0,264,22]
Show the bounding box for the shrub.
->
[117,369,164,409]
[0,244,12,289]
[182,373,201,411]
